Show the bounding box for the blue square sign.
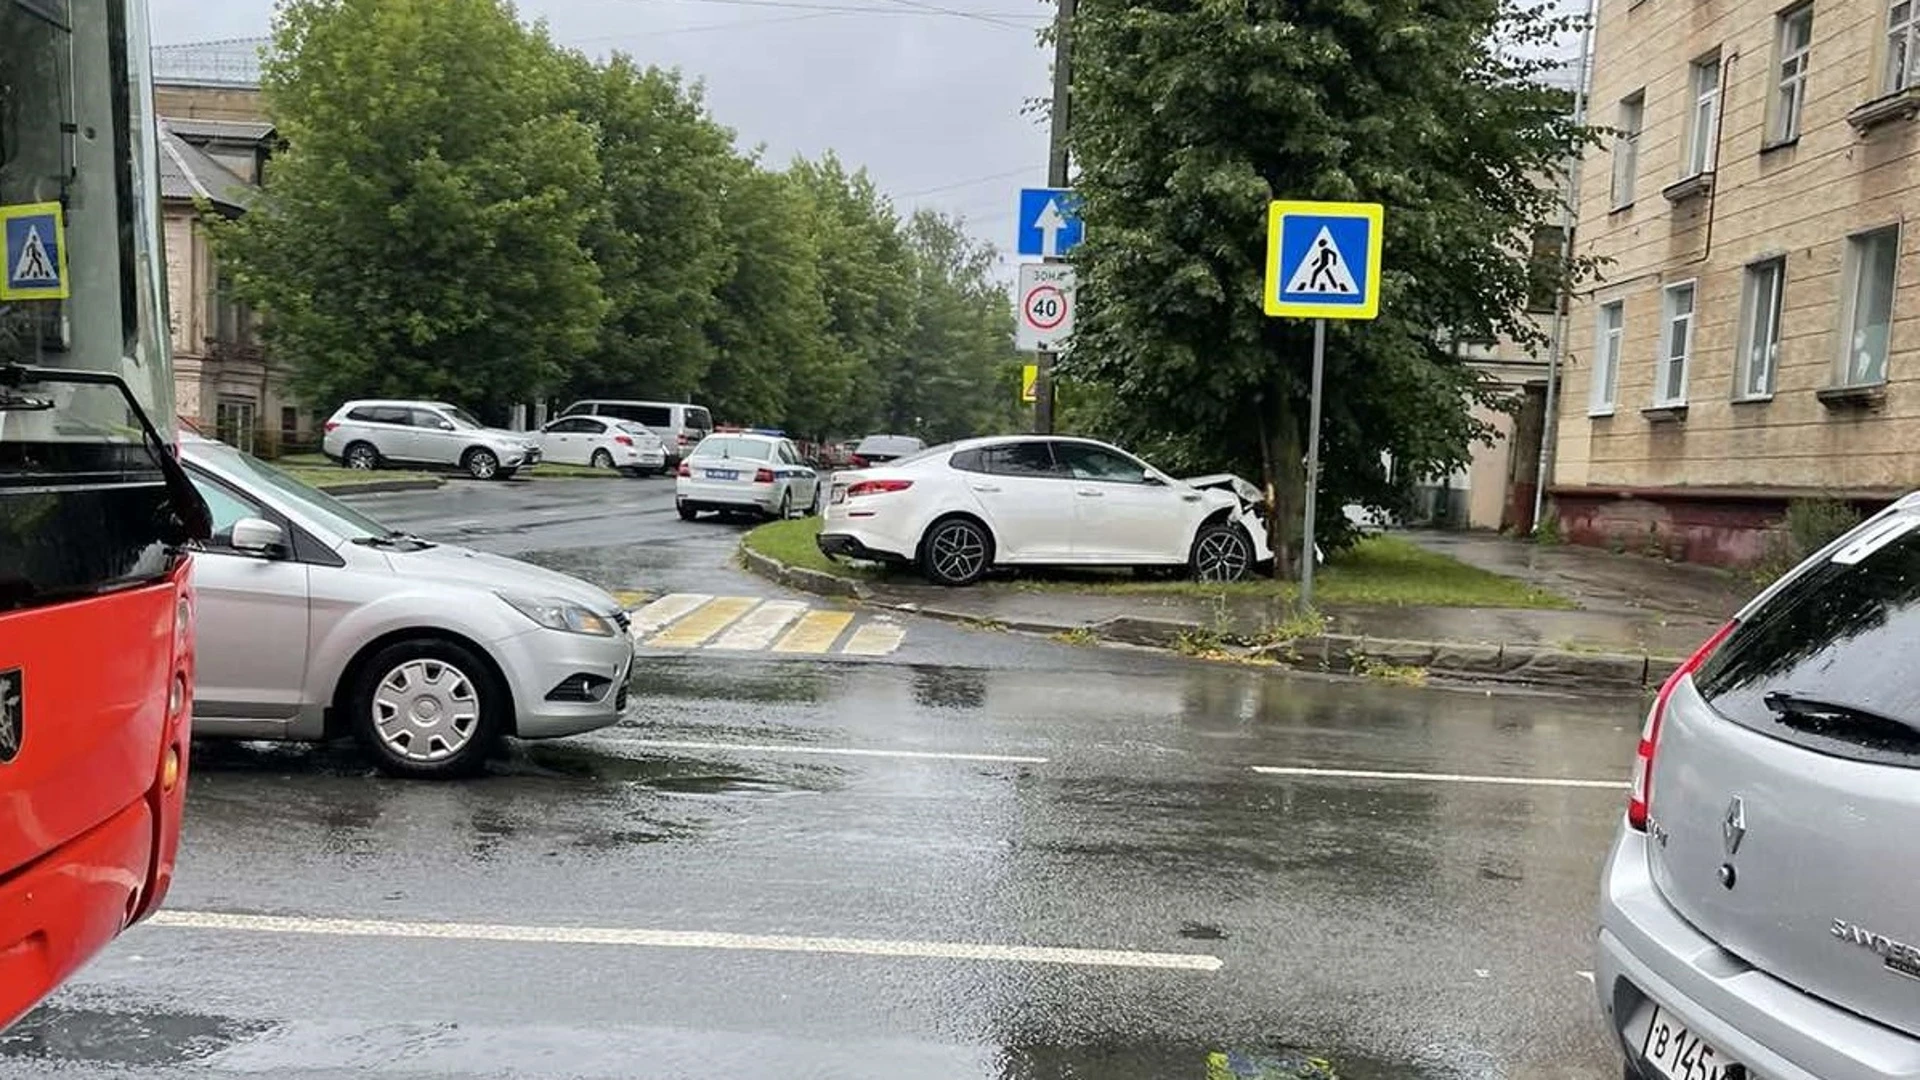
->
[2,202,69,302]
[1264,200,1384,320]
[1016,188,1083,259]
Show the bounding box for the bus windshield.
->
[0,0,204,611]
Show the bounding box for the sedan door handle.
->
[1181,493,1202,502]
[1077,489,1104,498]
[971,484,1001,493]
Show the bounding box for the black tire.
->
[464,447,501,480]
[1190,521,1255,582]
[919,516,993,587]
[773,489,792,521]
[591,449,614,470]
[344,638,506,780]
[677,501,698,522]
[343,442,380,471]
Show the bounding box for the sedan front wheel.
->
[1191,521,1254,583]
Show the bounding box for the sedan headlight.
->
[498,593,617,636]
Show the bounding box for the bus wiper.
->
[1763,691,1920,740]
[0,390,53,411]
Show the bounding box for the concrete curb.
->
[313,477,444,496]
[738,540,1681,692]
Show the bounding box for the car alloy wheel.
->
[1192,523,1253,583]
[591,449,614,469]
[345,443,378,470]
[925,519,990,586]
[777,490,792,520]
[466,448,499,480]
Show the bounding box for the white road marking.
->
[1249,765,1625,790]
[630,593,712,637]
[622,738,1046,765]
[147,911,1220,971]
[841,619,908,656]
[447,519,486,529]
[710,600,809,651]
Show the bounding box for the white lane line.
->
[630,593,711,637]
[1249,765,1625,790]
[710,600,809,651]
[147,912,1220,972]
[841,619,908,657]
[623,738,1047,765]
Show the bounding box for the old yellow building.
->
[1552,0,1920,563]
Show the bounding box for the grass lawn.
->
[746,520,1570,609]
[280,464,439,492]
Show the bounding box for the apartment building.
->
[1551,0,1920,564]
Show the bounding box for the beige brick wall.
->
[1556,0,1920,496]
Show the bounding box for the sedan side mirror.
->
[437,420,456,431]
[230,517,288,557]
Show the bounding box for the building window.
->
[210,264,254,344]
[1658,282,1696,406]
[1888,0,1918,92]
[1592,301,1624,413]
[1612,92,1644,208]
[1736,259,1786,399]
[1773,7,1813,144]
[216,397,257,454]
[1527,225,1565,314]
[1839,226,1900,386]
[1686,56,1722,177]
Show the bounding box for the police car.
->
[674,429,822,521]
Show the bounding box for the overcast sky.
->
[149,0,1057,273]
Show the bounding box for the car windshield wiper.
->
[352,530,435,550]
[1762,690,1920,741]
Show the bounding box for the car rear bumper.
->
[496,627,633,740]
[1598,827,1920,1080]
[677,479,777,513]
[818,531,911,564]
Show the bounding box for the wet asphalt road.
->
[6,475,1643,1080]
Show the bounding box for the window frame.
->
[1836,224,1901,387]
[1771,5,1814,146]
[1612,92,1645,209]
[1591,300,1625,415]
[1735,258,1787,400]
[1887,0,1918,94]
[1656,281,1698,407]
[1686,55,1723,178]
[1053,441,1158,486]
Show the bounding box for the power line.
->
[600,0,1046,24]
[569,12,835,42]
[895,167,1034,197]
[867,0,1037,31]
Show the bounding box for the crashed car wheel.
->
[1191,521,1254,583]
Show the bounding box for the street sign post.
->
[1262,200,1384,608]
[1,202,70,302]
[1016,188,1083,259]
[1015,263,1076,353]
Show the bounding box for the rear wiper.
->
[1762,691,1920,741]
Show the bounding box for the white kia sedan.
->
[818,436,1271,585]
[675,432,820,521]
[537,415,668,475]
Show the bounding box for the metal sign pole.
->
[1300,317,1326,610]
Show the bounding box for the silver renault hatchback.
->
[180,433,634,779]
[1599,492,1920,1080]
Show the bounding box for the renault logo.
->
[0,668,21,765]
[1723,796,1747,858]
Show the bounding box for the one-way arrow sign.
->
[1016,188,1083,259]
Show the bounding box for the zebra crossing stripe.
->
[773,610,856,654]
[631,594,711,637]
[649,597,760,648]
[841,620,907,657]
[710,600,809,651]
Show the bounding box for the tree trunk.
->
[1258,390,1304,579]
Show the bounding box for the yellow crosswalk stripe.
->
[648,597,759,648]
[711,600,809,651]
[611,589,652,611]
[841,620,907,657]
[631,594,712,637]
[772,610,855,654]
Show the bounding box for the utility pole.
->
[1034,0,1074,434]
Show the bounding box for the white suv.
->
[323,400,540,480]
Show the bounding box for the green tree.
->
[1064,0,1589,572]
[217,0,605,416]
[894,209,1022,443]
[560,54,737,401]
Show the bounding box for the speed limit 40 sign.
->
[1016,263,1076,352]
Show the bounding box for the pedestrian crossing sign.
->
[1264,200,1383,320]
[1,202,70,302]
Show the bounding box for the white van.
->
[560,400,714,467]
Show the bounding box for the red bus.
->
[0,0,211,1028]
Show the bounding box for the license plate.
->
[706,469,739,481]
[1640,1005,1736,1080]
[831,485,847,504]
